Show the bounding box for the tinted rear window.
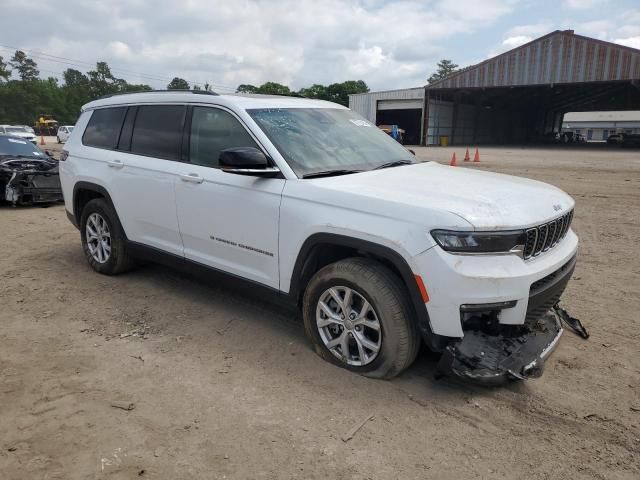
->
[82,107,126,149]
[131,105,185,160]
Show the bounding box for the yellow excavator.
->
[34,114,59,136]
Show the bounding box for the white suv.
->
[57,125,74,143]
[59,91,578,383]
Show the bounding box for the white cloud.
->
[502,35,533,48]
[505,23,553,38]
[0,0,516,91]
[614,36,640,49]
[564,0,607,9]
[574,20,615,40]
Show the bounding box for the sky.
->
[1,0,639,93]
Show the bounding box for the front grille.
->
[530,256,575,293]
[523,209,573,259]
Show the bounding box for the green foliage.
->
[167,77,190,90]
[236,84,259,94]
[427,59,459,84]
[0,51,155,125]
[256,82,291,95]
[0,56,10,82]
[9,51,39,81]
[236,80,369,106]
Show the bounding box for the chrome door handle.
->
[180,173,204,184]
[107,159,124,169]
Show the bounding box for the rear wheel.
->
[80,198,134,275]
[302,257,419,379]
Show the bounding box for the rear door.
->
[174,105,284,288]
[82,105,186,257]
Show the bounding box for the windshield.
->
[247,108,415,177]
[6,127,26,133]
[0,136,47,158]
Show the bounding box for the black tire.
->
[80,198,134,275]
[302,257,420,379]
[57,136,61,144]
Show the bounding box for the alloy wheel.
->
[86,213,111,264]
[316,286,382,366]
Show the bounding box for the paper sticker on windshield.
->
[7,138,27,144]
[349,119,372,127]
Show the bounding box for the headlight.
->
[431,229,525,254]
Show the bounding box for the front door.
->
[174,106,284,289]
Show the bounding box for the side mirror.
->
[219,147,280,177]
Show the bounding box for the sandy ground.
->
[1,141,639,479]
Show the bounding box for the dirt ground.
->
[1,142,639,479]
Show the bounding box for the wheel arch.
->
[72,182,123,235]
[289,233,442,348]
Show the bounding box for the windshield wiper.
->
[373,160,414,170]
[302,169,363,179]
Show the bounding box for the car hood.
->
[307,162,574,229]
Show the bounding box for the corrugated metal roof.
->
[348,87,424,122]
[428,30,640,90]
[564,111,640,122]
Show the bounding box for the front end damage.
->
[1,160,63,206]
[438,310,563,384]
[437,255,579,384]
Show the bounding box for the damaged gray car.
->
[0,136,63,206]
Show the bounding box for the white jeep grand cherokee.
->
[59,91,578,383]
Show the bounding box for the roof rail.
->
[97,89,219,100]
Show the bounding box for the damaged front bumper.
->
[437,255,577,384]
[438,311,563,384]
[3,169,63,205]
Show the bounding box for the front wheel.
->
[302,258,419,379]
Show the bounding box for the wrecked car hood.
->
[309,162,575,229]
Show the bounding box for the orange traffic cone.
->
[40,134,45,146]
[473,148,480,162]
[449,152,457,166]
[463,147,470,162]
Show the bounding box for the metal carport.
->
[423,30,640,145]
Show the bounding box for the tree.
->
[87,61,118,97]
[61,69,91,121]
[427,59,458,84]
[298,83,328,99]
[0,56,10,82]
[63,68,89,88]
[167,77,190,90]
[120,82,152,92]
[236,84,259,94]
[9,50,39,81]
[256,82,291,95]
[325,80,368,106]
